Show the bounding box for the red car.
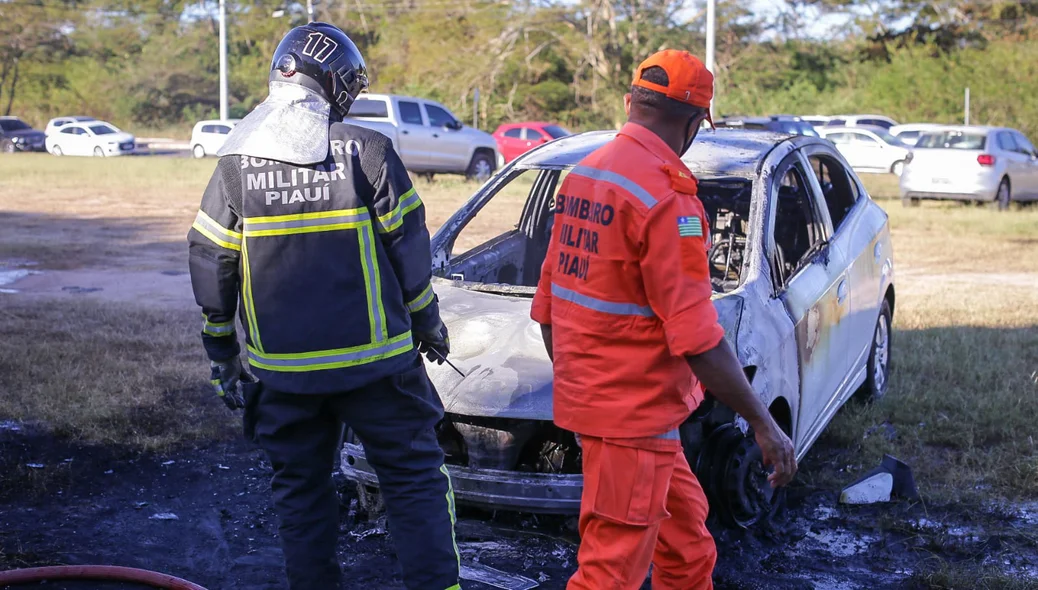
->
[493,122,572,163]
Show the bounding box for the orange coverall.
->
[531,121,725,589]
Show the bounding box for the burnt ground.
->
[1,425,1036,590]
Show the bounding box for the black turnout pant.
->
[247,356,461,590]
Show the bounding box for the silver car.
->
[899,126,1038,210]
[342,129,896,527]
[818,125,912,176]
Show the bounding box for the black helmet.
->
[269,22,369,117]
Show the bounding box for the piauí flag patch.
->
[677,215,703,238]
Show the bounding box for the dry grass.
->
[1,156,1036,504]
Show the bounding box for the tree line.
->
[3,0,1038,138]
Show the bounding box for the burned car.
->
[343,129,896,527]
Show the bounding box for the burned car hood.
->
[425,279,745,421]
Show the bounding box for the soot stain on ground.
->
[1,427,1035,590]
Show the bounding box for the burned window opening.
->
[699,179,753,293]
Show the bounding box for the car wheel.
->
[466,151,495,181]
[900,196,919,207]
[890,160,905,177]
[52,145,63,156]
[694,423,784,529]
[192,144,206,159]
[996,177,1011,211]
[857,299,892,402]
[2,141,14,153]
[93,146,105,158]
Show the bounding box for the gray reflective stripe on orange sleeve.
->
[550,283,656,317]
[655,428,680,441]
[570,165,658,209]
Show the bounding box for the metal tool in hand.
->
[428,347,466,377]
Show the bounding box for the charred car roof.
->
[513,127,803,179]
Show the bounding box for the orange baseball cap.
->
[632,49,714,125]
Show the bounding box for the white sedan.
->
[45,121,135,157]
[819,125,911,176]
[190,119,240,158]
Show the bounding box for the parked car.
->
[900,126,1038,210]
[818,125,911,175]
[714,115,819,137]
[800,115,832,129]
[345,93,503,180]
[493,122,572,163]
[824,115,899,130]
[45,120,135,157]
[190,119,240,158]
[0,116,46,153]
[889,123,943,147]
[44,116,97,138]
[342,129,896,527]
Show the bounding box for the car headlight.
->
[11,136,22,143]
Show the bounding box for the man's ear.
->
[623,93,632,116]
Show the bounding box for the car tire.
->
[93,146,105,158]
[857,299,892,402]
[996,177,1011,211]
[900,196,919,207]
[192,144,206,159]
[890,160,905,177]
[52,145,63,156]
[466,151,495,181]
[2,141,14,154]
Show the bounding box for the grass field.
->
[0,155,1036,503]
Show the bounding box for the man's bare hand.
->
[754,422,796,488]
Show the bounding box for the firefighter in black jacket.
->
[187,23,460,590]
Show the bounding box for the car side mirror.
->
[446,120,463,131]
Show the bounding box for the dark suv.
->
[714,115,820,137]
[0,117,46,153]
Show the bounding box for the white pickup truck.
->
[345,93,503,180]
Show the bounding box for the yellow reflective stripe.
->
[202,314,235,337]
[368,225,388,342]
[243,220,368,237]
[246,332,413,372]
[377,187,423,234]
[195,210,243,240]
[442,464,461,572]
[358,227,380,343]
[406,283,435,314]
[245,208,368,224]
[241,237,263,351]
[191,221,241,251]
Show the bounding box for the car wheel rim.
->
[874,314,890,394]
[474,159,491,180]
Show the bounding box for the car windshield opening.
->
[89,125,118,135]
[543,125,571,139]
[0,120,31,132]
[916,131,987,150]
[440,167,754,296]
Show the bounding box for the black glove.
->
[415,320,450,365]
[210,357,246,410]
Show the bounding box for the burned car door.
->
[442,168,560,286]
[769,152,855,451]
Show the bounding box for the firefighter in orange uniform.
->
[531,50,798,589]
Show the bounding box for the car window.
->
[860,119,893,129]
[898,131,920,142]
[825,133,852,144]
[398,101,423,125]
[772,161,826,286]
[504,128,523,139]
[0,119,30,132]
[215,125,231,134]
[452,168,538,257]
[89,124,117,135]
[349,98,389,118]
[201,125,216,134]
[853,133,879,145]
[807,154,859,232]
[543,125,571,139]
[1012,132,1036,155]
[425,104,455,128]
[916,131,987,150]
[827,119,847,127]
[526,129,546,141]
[60,127,79,135]
[997,132,1018,152]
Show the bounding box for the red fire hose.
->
[0,565,208,589]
